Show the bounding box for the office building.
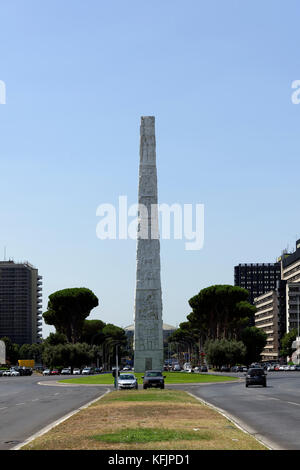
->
[0,260,42,345]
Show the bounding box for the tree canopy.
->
[43,288,99,343]
[187,285,255,340]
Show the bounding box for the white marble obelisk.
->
[133,116,164,373]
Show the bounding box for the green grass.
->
[60,371,237,385]
[100,389,197,403]
[91,427,211,443]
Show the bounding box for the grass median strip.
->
[22,389,267,450]
[59,371,238,385]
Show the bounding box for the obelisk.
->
[133,116,164,373]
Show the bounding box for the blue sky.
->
[0,1,300,337]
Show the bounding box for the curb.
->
[11,388,112,450]
[186,391,281,450]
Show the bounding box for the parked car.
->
[220,366,230,372]
[73,368,81,375]
[142,370,166,389]
[118,373,138,390]
[245,368,267,388]
[290,365,296,371]
[10,368,20,376]
[50,369,60,375]
[173,364,181,371]
[82,367,94,375]
[122,366,131,371]
[43,369,51,376]
[61,368,71,375]
[2,369,11,376]
[295,365,300,371]
[200,365,208,372]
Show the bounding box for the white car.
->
[43,369,51,376]
[117,373,138,390]
[4,368,20,376]
[73,368,81,375]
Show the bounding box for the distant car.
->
[118,373,138,390]
[10,369,20,376]
[290,365,296,371]
[94,367,102,374]
[295,365,300,371]
[18,367,32,376]
[2,370,11,376]
[245,368,267,388]
[43,369,51,376]
[122,366,131,371]
[50,369,60,375]
[220,366,230,372]
[173,364,181,371]
[73,368,81,375]
[142,370,166,389]
[200,365,208,372]
[82,367,93,375]
[61,368,71,375]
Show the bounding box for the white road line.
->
[287,401,300,406]
[0,407,8,410]
[15,403,25,406]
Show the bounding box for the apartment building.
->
[0,260,42,345]
[254,289,281,362]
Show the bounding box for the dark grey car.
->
[245,368,267,387]
[142,370,166,389]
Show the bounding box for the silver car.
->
[118,373,138,390]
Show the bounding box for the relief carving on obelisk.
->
[133,116,164,372]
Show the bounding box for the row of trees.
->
[168,285,268,368]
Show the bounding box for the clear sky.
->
[0,1,300,338]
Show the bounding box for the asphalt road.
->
[0,373,111,450]
[2,371,300,451]
[175,371,300,450]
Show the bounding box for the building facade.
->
[0,260,42,345]
[254,288,282,362]
[234,263,281,305]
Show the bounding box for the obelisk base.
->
[134,349,164,373]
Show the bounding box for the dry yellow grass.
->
[22,390,267,450]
